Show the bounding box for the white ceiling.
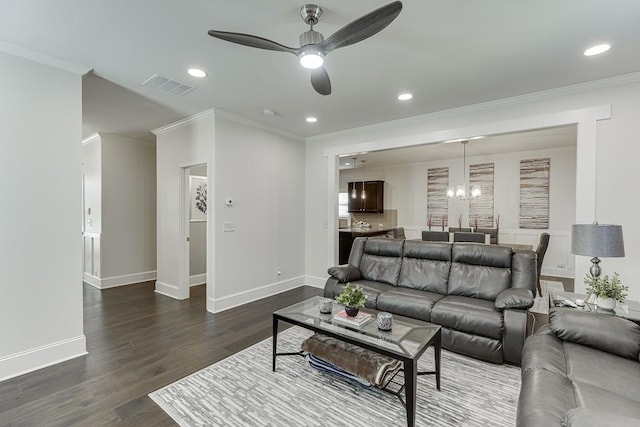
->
[338,125,577,169]
[2,1,640,140]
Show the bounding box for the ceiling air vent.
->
[142,73,195,96]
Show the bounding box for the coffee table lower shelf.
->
[272,314,441,427]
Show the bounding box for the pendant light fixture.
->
[361,160,367,200]
[447,141,481,200]
[351,157,358,199]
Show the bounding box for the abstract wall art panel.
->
[427,167,449,227]
[519,158,550,229]
[469,163,495,228]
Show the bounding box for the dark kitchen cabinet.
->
[347,180,384,213]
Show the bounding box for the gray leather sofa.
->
[324,237,537,365]
[517,308,640,427]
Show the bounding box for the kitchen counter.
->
[339,227,394,235]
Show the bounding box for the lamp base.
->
[589,257,601,278]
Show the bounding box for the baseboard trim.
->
[83,273,101,289]
[305,275,327,289]
[155,281,189,300]
[207,276,306,313]
[0,335,87,382]
[83,271,157,289]
[189,273,206,287]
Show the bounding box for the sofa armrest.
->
[502,308,529,365]
[327,265,362,282]
[495,288,534,311]
[549,308,640,360]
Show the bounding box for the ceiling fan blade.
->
[319,1,403,53]
[311,67,331,95]
[208,30,298,54]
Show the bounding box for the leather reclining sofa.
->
[517,308,640,427]
[324,237,537,365]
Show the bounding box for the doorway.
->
[183,164,208,298]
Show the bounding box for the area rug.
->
[150,327,520,426]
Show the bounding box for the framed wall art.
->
[190,175,207,222]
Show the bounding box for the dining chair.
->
[448,227,472,233]
[453,232,486,243]
[475,228,498,244]
[421,230,449,242]
[535,233,550,296]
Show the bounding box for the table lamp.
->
[571,223,625,302]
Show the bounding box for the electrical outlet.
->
[557,264,566,269]
[223,222,236,232]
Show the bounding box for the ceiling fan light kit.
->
[208,1,403,95]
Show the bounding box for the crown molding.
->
[0,41,91,76]
[309,72,640,144]
[214,109,305,142]
[152,109,215,135]
[81,133,100,145]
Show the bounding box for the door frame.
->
[178,162,209,300]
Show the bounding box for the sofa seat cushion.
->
[572,380,640,419]
[431,295,503,340]
[376,288,444,322]
[442,328,503,364]
[564,342,640,403]
[331,280,394,309]
[564,408,640,427]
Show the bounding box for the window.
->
[338,192,349,218]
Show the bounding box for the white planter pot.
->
[596,297,616,310]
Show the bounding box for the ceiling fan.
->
[207,2,403,96]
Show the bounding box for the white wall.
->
[0,51,85,381]
[211,116,306,311]
[338,146,577,276]
[82,135,102,234]
[100,134,157,283]
[189,164,207,283]
[154,111,214,300]
[306,75,640,300]
[81,134,157,288]
[154,111,307,310]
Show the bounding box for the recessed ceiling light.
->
[188,68,207,78]
[584,44,611,56]
[306,117,318,123]
[262,109,276,116]
[398,93,413,101]
[345,162,351,166]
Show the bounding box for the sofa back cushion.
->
[448,244,512,300]
[398,241,451,294]
[359,238,404,286]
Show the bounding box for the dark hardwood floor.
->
[0,282,322,426]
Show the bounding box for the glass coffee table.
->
[273,296,441,427]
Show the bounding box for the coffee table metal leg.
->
[272,317,278,372]
[435,333,441,391]
[404,359,417,427]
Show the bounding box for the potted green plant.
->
[584,272,628,310]
[335,283,367,317]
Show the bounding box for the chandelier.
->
[447,141,481,200]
